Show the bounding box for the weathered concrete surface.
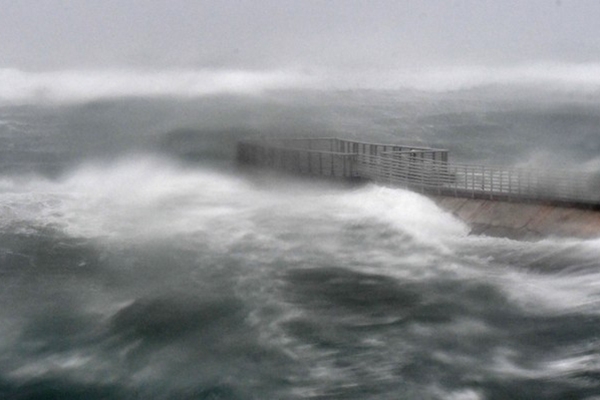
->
[432,196,600,239]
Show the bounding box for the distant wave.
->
[0,68,316,104]
[329,63,600,93]
[1,63,600,104]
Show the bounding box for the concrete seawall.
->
[433,196,600,239]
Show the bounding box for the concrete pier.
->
[433,197,600,239]
[237,137,600,239]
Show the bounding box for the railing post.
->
[419,157,425,190]
[490,167,494,199]
[331,153,334,176]
[481,165,485,191]
[470,166,475,198]
[319,153,323,176]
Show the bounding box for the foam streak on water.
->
[0,156,599,399]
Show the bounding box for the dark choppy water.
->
[1,89,600,399]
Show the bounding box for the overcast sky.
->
[1,0,599,72]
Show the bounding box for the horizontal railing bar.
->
[242,137,440,152]
[332,138,438,152]
[247,137,339,143]
[380,149,449,155]
[241,145,357,157]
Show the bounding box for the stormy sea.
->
[1,73,600,399]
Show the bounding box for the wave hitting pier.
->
[237,137,600,207]
[237,137,600,238]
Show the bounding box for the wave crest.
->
[0,68,315,104]
[2,63,600,104]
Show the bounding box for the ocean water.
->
[1,85,600,399]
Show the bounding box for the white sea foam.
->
[51,157,263,243]
[333,185,468,247]
[8,353,93,380]
[0,157,467,249]
[485,344,600,385]
[439,389,485,400]
[502,269,600,316]
[459,236,600,316]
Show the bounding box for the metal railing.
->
[237,137,600,206]
[355,153,599,204]
[237,140,357,178]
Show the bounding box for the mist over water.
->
[1,69,600,399]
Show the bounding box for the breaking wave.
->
[1,155,600,398]
[2,62,600,104]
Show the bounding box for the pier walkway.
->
[237,137,600,208]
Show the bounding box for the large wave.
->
[0,68,315,104]
[2,63,600,104]
[0,156,466,244]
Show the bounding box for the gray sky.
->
[1,0,600,72]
